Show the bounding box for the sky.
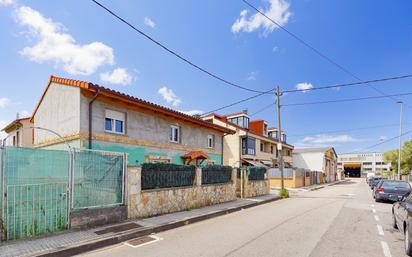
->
[0,0,412,154]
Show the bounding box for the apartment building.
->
[202,111,294,168]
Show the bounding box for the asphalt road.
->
[82,178,407,257]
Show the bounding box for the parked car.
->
[392,192,412,256]
[370,177,383,189]
[367,176,375,186]
[374,180,411,202]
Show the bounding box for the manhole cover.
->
[124,235,162,248]
[95,223,142,235]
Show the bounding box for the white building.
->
[337,152,391,177]
[293,147,338,183]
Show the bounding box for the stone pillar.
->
[231,168,237,183]
[243,169,249,198]
[127,166,142,219]
[292,168,296,188]
[195,167,202,186]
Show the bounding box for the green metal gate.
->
[0,146,126,241]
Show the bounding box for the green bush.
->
[279,188,289,198]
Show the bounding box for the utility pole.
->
[397,101,403,180]
[276,86,284,190]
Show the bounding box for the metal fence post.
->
[0,146,5,241]
[66,148,74,228]
[122,152,127,206]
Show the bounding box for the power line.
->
[201,76,412,117]
[92,0,266,94]
[242,0,406,104]
[283,92,412,107]
[282,74,412,93]
[249,102,276,117]
[288,123,408,138]
[202,88,275,116]
[340,128,412,154]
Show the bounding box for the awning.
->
[261,160,273,167]
[242,159,268,168]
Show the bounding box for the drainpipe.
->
[221,134,225,165]
[88,89,100,149]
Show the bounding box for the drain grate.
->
[127,236,156,247]
[94,223,142,235]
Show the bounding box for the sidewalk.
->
[271,179,348,193]
[0,194,280,257]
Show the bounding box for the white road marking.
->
[372,209,377,213]
[377,224,384,236]
[374,215,379,221]
[380,241,392,257]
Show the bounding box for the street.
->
[83,179,406,257]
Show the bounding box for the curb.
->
[35,196,281,257]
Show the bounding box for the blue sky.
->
[0,0,412,154]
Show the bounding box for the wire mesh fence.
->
[72,149,125,209]
[247,167,267,181]
[0,146,125,241]
[141,163,196,190]
[201,165,232,185]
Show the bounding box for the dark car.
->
[370,177,383,189]
[374,180,411,202]
[392,191,412,256]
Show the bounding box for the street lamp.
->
[397,101,403,180]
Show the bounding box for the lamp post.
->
[397,101,403,180]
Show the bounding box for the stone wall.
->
[128,166,237,219]
[236,169,269,198]
[243,179,270,198]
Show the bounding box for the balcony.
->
[283,155,293,164]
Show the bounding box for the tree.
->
[384,139,412,176]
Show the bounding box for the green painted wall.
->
[85,140,223,166]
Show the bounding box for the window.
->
[263,123,268,136]
[227,116,249,129]
[260,143,264,152]
[242,137,256,155]
[207,135,215,148]
[281,133,287,142]
[170,126,180,143]
[270,145,274,154]
[363,162,372,165]
[105,110,125,134]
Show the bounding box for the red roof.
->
[181,150,210,160]
[30,76,235,135]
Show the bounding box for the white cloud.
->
[232,0,292,35]
[0,97,10,108]
[0,0,14,6]
[247,71,258,81]
[144,16,156,28]
[100,68,133,86]
[179,110,203,116]
[15,6,114,75]
[18,110,30,117]
[301,134,356,144]
[158,87,181,106]
[272,46,279,53]
[295,82,313,93]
